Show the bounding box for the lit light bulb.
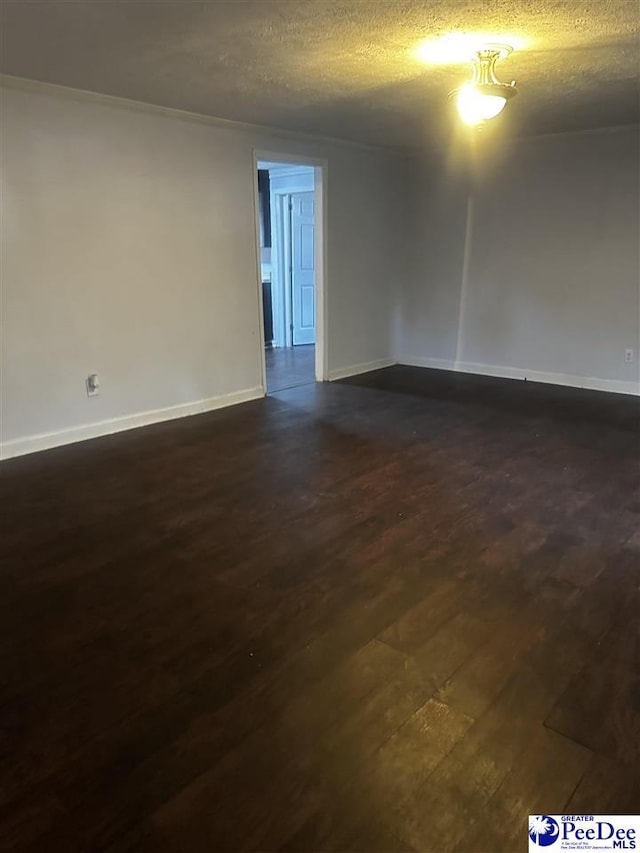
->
[456,83,507,125]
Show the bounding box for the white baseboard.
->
[327,358,396,382]
[0,386,264,461]
[397,355,640,397]
[398,355,458,372]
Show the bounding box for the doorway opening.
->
[254,155,325,393]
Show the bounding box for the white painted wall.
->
[397,126,640,395]
[0,78,402,457]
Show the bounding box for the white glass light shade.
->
[457,83,507,125]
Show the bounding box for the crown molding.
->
[0,74,408,158]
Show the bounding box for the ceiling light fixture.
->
[453,45,517,126]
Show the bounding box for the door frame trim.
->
[252,149,328,390]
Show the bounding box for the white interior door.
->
[290,191,315,346]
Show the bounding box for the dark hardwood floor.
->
[1,365,639,853]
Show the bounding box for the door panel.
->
[291,192,315,346]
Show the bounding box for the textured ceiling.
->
[2,0,639,150]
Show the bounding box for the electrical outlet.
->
[86,373,100,396]
[624,348,634,364]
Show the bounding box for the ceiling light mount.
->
[470,44,516,100]
[452,43,518,126]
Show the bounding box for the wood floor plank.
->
[366,698,474,809]
[409,610,492,693]
[377,579,464,653]
[544,660,640,763]
[434,612,543,719]
[278,799,417,853]
[453,727,592,853]
[564,754,640,814]
[1,365,638,852]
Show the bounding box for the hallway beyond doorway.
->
[266,345,315,393]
